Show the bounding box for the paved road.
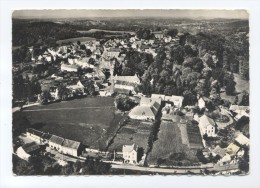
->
[212,163,239,171]
[111,163,239,174]
[23,106,115,112]
[111,164,203,174]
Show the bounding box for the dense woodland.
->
[119,31,249,107]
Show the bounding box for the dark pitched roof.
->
[62,139,81,150]
[49,135,64,145]
[114,88,131,94]
[27,128,44,138]
[22,142,41,154]
[41,133,52,140]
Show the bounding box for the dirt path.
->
[23,106,115,112]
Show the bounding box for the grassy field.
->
[22,97,124,150]
[146,121,199,166]
[234,73,249,93]
[56,37,96,44]
[108,120,152,153]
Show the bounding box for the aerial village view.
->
[12,10,250,175]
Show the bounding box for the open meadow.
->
[220,73,249,103]
[22,97,124,150]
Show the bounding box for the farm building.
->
[129,97,161,120]
[49,135,64,152]
[151,94,184,108]
[26,128,44,144]
[111,74,140,84]
[61,139,84,157]
[16,142,41,161]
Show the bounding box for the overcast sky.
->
[12,9,248,19]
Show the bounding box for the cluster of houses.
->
[126,90,249,167]
[16,128,84,161]
[15,29,185,104]
[14,28,250,170]
[205,133,249,166]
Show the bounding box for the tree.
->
[239,57,249,80]
[195,79,209,97]
[58,84,70,101]
[73,160,82,173]
[139,79,153,95]
[157,158,166,166]
[31,81,42,96]
[184,45,196,57]
[238,146,249,173]
[236,116,249,132]
[224,72,236,95]
[122,66,134,76]
[38,90,50,104]
[196,150,208,164]
[166,29,178,37]
[183,90,197,106]
[170,46,185,65]
[13,155,35,175]
[81,157,111,175]
[13,111,31,137]
[212,68,225,87]
[136,28,153,40]
[115,94,137,111]
[239,90,249,106]
[13,75,25,101]
[61,163,74,175]
[85,49,92,57]
[202,53,215,68]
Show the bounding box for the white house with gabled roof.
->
[199,114,217,137]
[122,144,138,164]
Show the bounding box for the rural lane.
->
[23,106,115,112]
[111,164,203,174]
[111,163,239,174]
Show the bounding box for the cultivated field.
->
[56,37,96,44]
[22,97,124,150]
[108,120,152,153]
[146,121,199,166]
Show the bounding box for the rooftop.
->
[22,142,41,154]
[235,133,249,146]
[49,135,64,145]
[122,144,138,153]
[62,139,81,150]
[27,128,44,138]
